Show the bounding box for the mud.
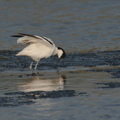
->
[1,50,120,77]
[0,50,120,69]
[96,82,120,88]
[0,90,78,107]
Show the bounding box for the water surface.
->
[0,0,120,120]
[0,0,120,52]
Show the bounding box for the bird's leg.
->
[30,61,33,69]
[34,60,39,70]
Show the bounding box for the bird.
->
[11,33,66,69]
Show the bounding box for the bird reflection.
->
[19,72,66,92]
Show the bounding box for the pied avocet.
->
[11,33,66,69]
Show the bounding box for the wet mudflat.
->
[0,50,120,120]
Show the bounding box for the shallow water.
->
[0,0,120,120]
[0,0,120,52]
[0,50,120,120]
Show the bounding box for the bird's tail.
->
[16,52,24,56]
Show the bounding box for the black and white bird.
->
[11,33,66,69]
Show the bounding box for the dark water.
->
[0,0,120,52]
[0,0,120,120]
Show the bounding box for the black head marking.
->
[58,47,66,59]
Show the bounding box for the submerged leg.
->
[30,62,33,69]
[34,61,39,70]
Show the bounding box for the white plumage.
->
[12,33,66,69]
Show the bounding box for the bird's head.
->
[57,47,66,59]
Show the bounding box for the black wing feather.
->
[18,33,39,39]
[11,33,53,46]
[11,35,23,37]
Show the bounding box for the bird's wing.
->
[11,33,54,47]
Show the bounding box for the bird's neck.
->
[52,47,59,55]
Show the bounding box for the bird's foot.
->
[34,67,37,70]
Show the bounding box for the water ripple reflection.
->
[18,73,66,92]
